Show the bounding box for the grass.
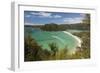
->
[24,31,90,61]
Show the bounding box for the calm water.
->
[24,27,80,51]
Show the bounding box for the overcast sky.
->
[24,11,86,25]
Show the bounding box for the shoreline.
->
[63,31,82,47]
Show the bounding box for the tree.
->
[41,23,58,31]
[82,14,90,24]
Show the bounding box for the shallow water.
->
[24,27,80,52]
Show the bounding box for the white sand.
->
[63,31,82,47]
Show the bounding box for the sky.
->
[24,11,86,25]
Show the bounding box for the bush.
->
[24,35,43,61]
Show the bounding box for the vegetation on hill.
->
[25,22,90,31]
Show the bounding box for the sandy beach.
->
[63,31,82,47]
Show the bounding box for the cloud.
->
[53,15,62,18]
[30,12,62,18]
[40,12,52,18]
[25,22,43,25]
[30,12,39,15]
[25,15,31,18]
[80,14,86,17]
[31,12,52,18]
[24,23,33,25]
[63,17,83,24]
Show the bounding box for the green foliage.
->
[25,14,90,32]
[24,35,43,61]
[72,32,90,59]
[24,36,69,61]
[73,32,90,50]
[82,14,90,24]
[24,31,90,61]
[30,22,90,31]
[41,23,58,31]
[49,43,58,52]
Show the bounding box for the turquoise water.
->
[24,27,79,51]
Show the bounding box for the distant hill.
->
[24,23,90,31]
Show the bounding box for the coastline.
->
[63,31,82,47]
